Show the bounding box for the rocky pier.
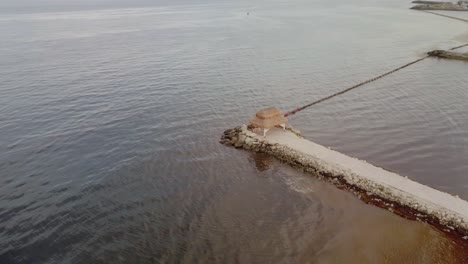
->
[221,125,468,246]
[428,50,468,61]
[411,0,468,11]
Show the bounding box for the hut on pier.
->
[250,107,287,136]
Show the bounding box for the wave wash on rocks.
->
[220,125,468,245]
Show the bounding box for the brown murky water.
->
[0,0,467,262]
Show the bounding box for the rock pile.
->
[428,50,468,61]
[220,125,280,152]
[220,125,302,152]
[411,1,468,10]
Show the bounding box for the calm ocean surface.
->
[1,0,468,263]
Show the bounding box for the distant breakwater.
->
[428,50,468,61]
[411,0,468,11]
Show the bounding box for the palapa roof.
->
[256,107,281,119]
[250,107,287,129]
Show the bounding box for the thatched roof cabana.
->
[250,107,287,136]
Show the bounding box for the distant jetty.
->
[413,0,452,4]
[428,50,468,61]
[411,0,468,11]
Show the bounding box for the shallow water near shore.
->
[1,0,468,262]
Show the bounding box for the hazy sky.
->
[0,0,160,6]
[0,0,196,13]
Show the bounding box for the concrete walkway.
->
[221,125,468,239]
[262,128,468,231]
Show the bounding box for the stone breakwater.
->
[220,125,468,245]
[220,125,302,151]
[411,1,468,11]
[428,50,468,61]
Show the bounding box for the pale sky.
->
[0,0,192,13]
